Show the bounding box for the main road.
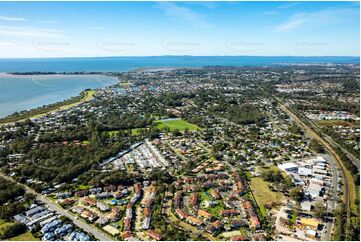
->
[0,173,114,241]
[273,96,353,236]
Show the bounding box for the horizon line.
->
[0,55,360,60]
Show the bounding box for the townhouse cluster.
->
[171,162,263,240]
[13,201,91,241]
[103,141,169,172]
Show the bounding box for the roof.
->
[300,218,319,228]
[278,162,298,171]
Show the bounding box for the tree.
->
[309,139,324,153]
[290,187,304,203]
[313,202,326,219]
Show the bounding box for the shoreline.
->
[0,90,96,126]
[0,73,118,122]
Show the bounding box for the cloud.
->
[0,25,64,38]
[0,15,27,22]
[274,8,358,32]
[36,20,58,24]
[157,2,213,29]
[278,2,300,9]
[0,41,17,47]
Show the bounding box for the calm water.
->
[0,56,359,72]
[0,56,359,118]
[0,74,117,118]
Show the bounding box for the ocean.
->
[0,56,359,118]
[0,74,117,118]
[0,56,359,72]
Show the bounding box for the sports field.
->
[155,119,199,131]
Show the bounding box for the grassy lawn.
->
[0,219,15,233]
[316,120,353,127]
[155,119,199,131]
[74,184,91,190]
[250,177,286,207]
[260,165,288,178]
[221,231,243,238]
[9,231,39,241]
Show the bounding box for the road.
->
[0,173,114,241]
[294,107,359,170]
[273,97,352,236]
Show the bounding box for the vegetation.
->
[155,119,199,132]
[0,90,95,124]
[250,177,286,207]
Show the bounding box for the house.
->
[89,187,102,194]
[249,216,260,228]
[190,193,198,209]
[300,201,313,211]
[146,230,162,241]
[207,220,221,234]
[13,214,28,224]
[186,216,203,226]
[83,197,97,206]
[81,210,98,222]
[95,216,109,226]
[123,217,132,231]
[142,217,151,230]
[211,189,221,199]
[278,162,298,173]
[198,209,213,220]
[300,218,319,229]
[103,224,120,236]
[96,193,112,199]
[220,210,240,217]
[97,202,110,212]
[25,206,45,217]
[60,198,75,206]
[175,209,188,219]
[231,235,245,241]
[71,206,84,214]
[75,190,89,197]
[56,192,72,199]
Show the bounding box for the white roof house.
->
[278,162,299,173]
[298,167,313,176]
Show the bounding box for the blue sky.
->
[0,1,359,57]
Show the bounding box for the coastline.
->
[0,73,118,121]
[0,90,96,126]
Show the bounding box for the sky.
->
[0,1,359,58]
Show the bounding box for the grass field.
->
[9,231,39,241]
[250,177,286,207]
[260,165,288,178]
[155,119,199,131]
[316,120,353,127]
[0,219,14,234]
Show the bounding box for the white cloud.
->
[157,2,213,29]
[278,2,300,9]
[0,41,17,47]
[0,26,64,38]
[274,8,358,32]
[0,15,27,22]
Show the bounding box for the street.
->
[0,173,114,241]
